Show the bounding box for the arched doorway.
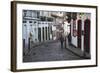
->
[84,19,90,53]
[77,20,82,49]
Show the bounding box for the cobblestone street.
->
[23,40,84,62]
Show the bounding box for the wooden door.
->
[77,20,82,48]
[84,19,90,53]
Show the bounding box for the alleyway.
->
[23,40,84,62]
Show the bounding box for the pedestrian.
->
[68,33,71,45]
[59,32,64,49]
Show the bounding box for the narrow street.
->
[22,10,91,63]
[23,40,83,62]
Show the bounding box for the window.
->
[72,12,77,20]
[40,16,46,21]
[66,12,71,23]
[23,10,27,17]
[37,12,40,18]
[34,21,36,24]
[47,17,53,22]
[23,21,27,23]
[29,21,32,23]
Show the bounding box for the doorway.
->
[84,19,90,53]
[77,20,82,49]
[38,28,41,42]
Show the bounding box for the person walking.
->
[59,32,64,49]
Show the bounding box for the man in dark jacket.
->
[59,32,64,49]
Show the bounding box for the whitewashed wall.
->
[71,13,91,51]
[71,19,78,47]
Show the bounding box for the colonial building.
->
[71,13,91,54]
[22,10,57,54]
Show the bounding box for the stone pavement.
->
[23,40,85,62]
[66,43,91,59]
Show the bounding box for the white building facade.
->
[22,10,56,53]
[71,13,91,53]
